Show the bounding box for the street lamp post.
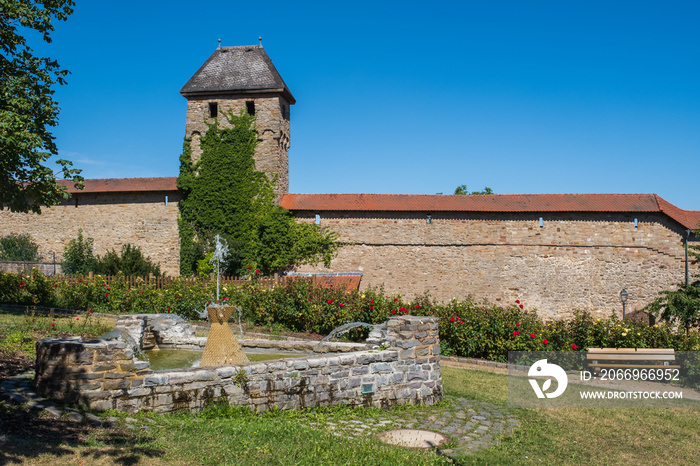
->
[685,229,691,287]
[619,288,629,320]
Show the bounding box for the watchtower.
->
[180,44,295,196]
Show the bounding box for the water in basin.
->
[142,349,301,371]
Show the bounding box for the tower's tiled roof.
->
[180,46,295,103]
[280,193,700,230]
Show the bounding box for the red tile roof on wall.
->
[58,177,178,194]
[280,193,700,230]
[56,177,700,230]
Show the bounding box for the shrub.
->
[0,233,40,261]
[95,244,161,277]
[62,229,97,274]
[2,269,700,362]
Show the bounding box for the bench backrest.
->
[586,348,675,361]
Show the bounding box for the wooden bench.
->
[586,348,680,374]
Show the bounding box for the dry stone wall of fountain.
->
[33,315,442,413]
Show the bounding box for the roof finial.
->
[217,38,221,50]
[259,36,263,48]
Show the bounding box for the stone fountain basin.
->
[33,314,443,415]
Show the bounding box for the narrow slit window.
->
[209,102,218,118]
[634,218,638,229]
[315,214,321,225]
[246,101,255,115]
[539,217,544,228]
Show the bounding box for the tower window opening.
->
[209,102,218,118]
[246,101,255,116]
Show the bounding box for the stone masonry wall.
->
[33,316,441,414]
[185,94,291,196]
[0,191,180,276]
[296,211,697,319]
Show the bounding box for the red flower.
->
[450,317,455,322]
[542,339,548,345]
[392,310,397,314]
[140,290,145,293]
[370,306,374,310]
[51,323,55,327]
[69,282,73,286]
[255,269,260,274]
[370,300,374,304]
[126,289,130,292]
[76,318,79,321]
[571,343,577,350]
[78,279,83,283]
[515,300,520,304]
[327,299,334,304]
[104,292,109,297]
[53,284,57,288]
[415,304,421,309]
[107,287,110,291]
[516,322,521,327]
[519,304,523,309]
[247,266,252,270]
[513,331,518,336]
[19,282,24,288]
[175,295,180,299]
[308,299,312,302]
[394,298,399,302]
[339,303,344,307]
[223,297,228,300]
[530,333,535,338]
[167,307,170,311]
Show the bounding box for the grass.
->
[0,305,115,359]
[2,305,699,465]
[442,366,700,465]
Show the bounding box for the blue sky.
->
[36,1,700,209]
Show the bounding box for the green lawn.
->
[2,306,699,465]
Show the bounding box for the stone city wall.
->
[0,192,180,276]
[296,211,696,319]
[34,316,442,414]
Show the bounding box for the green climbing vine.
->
[177,110,339,276]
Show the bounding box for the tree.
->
[1,0,83,213]
[62,229,96,274]
[454,185,494,195]
[177,110,339,276]
[644,225,700,335]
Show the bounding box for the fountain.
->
[199,235,249,366]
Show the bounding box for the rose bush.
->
[1,270,699,362]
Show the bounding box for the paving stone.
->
[44,406,63,418]
[26,401,45,410]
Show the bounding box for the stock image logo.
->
[528,359,568,399]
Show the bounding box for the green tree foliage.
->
[61,229,96,274]
[1,0,83,213]
[95,244,161,277]
[62,231,162,276]
[0,233,40,261]
[454,185,494,195]
[645,282,700,336]
[177,110,339,276]
[644,226,700,335]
